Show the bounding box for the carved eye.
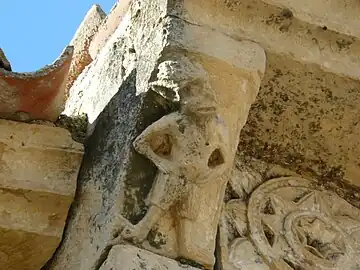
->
[149,134,172,157]
[207,148,225,168]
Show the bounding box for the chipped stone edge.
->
[0,46,74,78]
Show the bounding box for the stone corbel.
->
[111,30,266,268]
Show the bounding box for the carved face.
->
[180,80,218,120]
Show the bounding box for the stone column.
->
[46,1,265,269]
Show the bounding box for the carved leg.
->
[121,206,164,244]
[121,171,187,243]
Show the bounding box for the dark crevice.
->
[213,225,223,270]
[176,257,206,269]
[262,222,275,247]
[283,258,304,270]
[208,148,225,168]
[93,244,114,270]
[167,14,202,27]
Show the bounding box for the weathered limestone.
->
[0,119,84,269]
[179,0,360,80]
[262,0,360,39]
[0,48,11,71]
[219,161,360,270]
[46,2,173,268]
[100,244,199,270]
[65,5,106,96]
[63,10,134,133]
[239,53,360,194]
[163,0,360,194]
[46,0,265,269]
[89,0,132,60]
[0,46,74,122]
[44,0,360,270]
[111,41,265,268]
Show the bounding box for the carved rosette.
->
[222,177,360,270]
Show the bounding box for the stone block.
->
[100,244,200,270]
[262,0,360,38]
[65,4,106,96]
[179,0,360,80]
[89,0,132,59]
[0,119,84,269]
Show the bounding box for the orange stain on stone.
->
[0,46,73,121]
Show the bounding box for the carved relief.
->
[221,176,360,270]
[111,48,265,268]
[113,55,232,246]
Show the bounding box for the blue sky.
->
[1,1,116,72]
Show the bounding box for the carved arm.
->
[133,112,182,173]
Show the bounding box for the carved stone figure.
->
[111,43,266,268]
[221,176,360,270]
[120,82,231,243]
[111,57,232,247]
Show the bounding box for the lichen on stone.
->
[55,113,88,143]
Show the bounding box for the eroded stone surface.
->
[220,175,360,270]
[100,244,200,270]
[0,119,84,270]
[0,48,11,71]
[109,32,265,269]
[45,1,175,269]
[172,0,360,193]
[63,7,134,133]
[89,0,132,59]
[178,0,360,80]
[262,0,360,39]
[0,46,74,122]
[47,0,265,269]
[44,1,360,270]
[239,52,360,191]
[65,4,106,96]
